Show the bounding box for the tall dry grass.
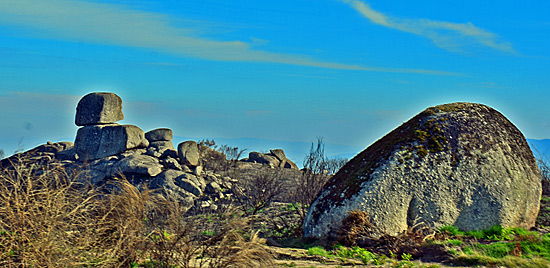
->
[0,156,274,267]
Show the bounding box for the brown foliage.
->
[336,210,437,258]
[0,156,274,267]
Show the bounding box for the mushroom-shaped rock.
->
[74,124,145,161]
[304,102,542,238]
[178,141,200,167]
[75,92,124,126]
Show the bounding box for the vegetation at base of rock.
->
[0,157,274,267]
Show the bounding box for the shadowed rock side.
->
[303,102,542,238]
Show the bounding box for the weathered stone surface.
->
[75,124,145,161]
[75,158,119,184]
[160,158,182,171]
[149,170,195,206]
[270,149,287,161]
[113,154,163,177]
[151,170,202,196]
[243,150,299,170]
[75,92,124,126]
[247,152,280,167]
[281,159,299,170]
[304,102,542,238]
[178,141,200,167]
[194,165,203,176]
[145,128,173,142]
[148,141,176,151]
[205,181,221,195]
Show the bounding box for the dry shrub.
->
[146,203,275,268]
[0,156,274,267]
[336,210,436,258]
[199,223,275,268]
[336,209,376,246]
[198,139,245,173]
[231,168,284,216]
[0,157,149,267]
[289,138,347,228]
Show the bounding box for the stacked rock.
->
[74,92,147,161]
[145,128,177,158]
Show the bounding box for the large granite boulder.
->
[304,102,542,238]
[75,124,146,161]
[75,92,124,126]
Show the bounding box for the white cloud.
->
[341,0,516,54]
[0,0,457,74]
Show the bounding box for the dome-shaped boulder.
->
[304,102,542,238]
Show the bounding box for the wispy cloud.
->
[340,0,516,54]
[0,0,457,75]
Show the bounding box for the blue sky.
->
[0,0,549,161]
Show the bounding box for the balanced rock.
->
[178,141,200,167]
[145,128,173,142]
[75,124,145,161]
[304,103,542,238]
[75,92,124,126]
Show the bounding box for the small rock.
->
[178,140,200,167]
[113,154,163,177]
[149,140,176,151]
[160,158,182,171]
[205,181,221,194]
[193,165,203,176]
[145,128,173,142]
[151,170,203,196]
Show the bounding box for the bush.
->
[231,168,284,216]
[289,137,347,224]
[0,156,274,267]
[0,157,147,266]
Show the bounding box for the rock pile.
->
[1,92,300,212]
[243,149,299,170]
[304,102,542,238]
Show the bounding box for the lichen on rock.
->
[303,102,542,238]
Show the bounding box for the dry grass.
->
[0,156,274,267]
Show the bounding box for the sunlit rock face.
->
[304,102,542,238]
